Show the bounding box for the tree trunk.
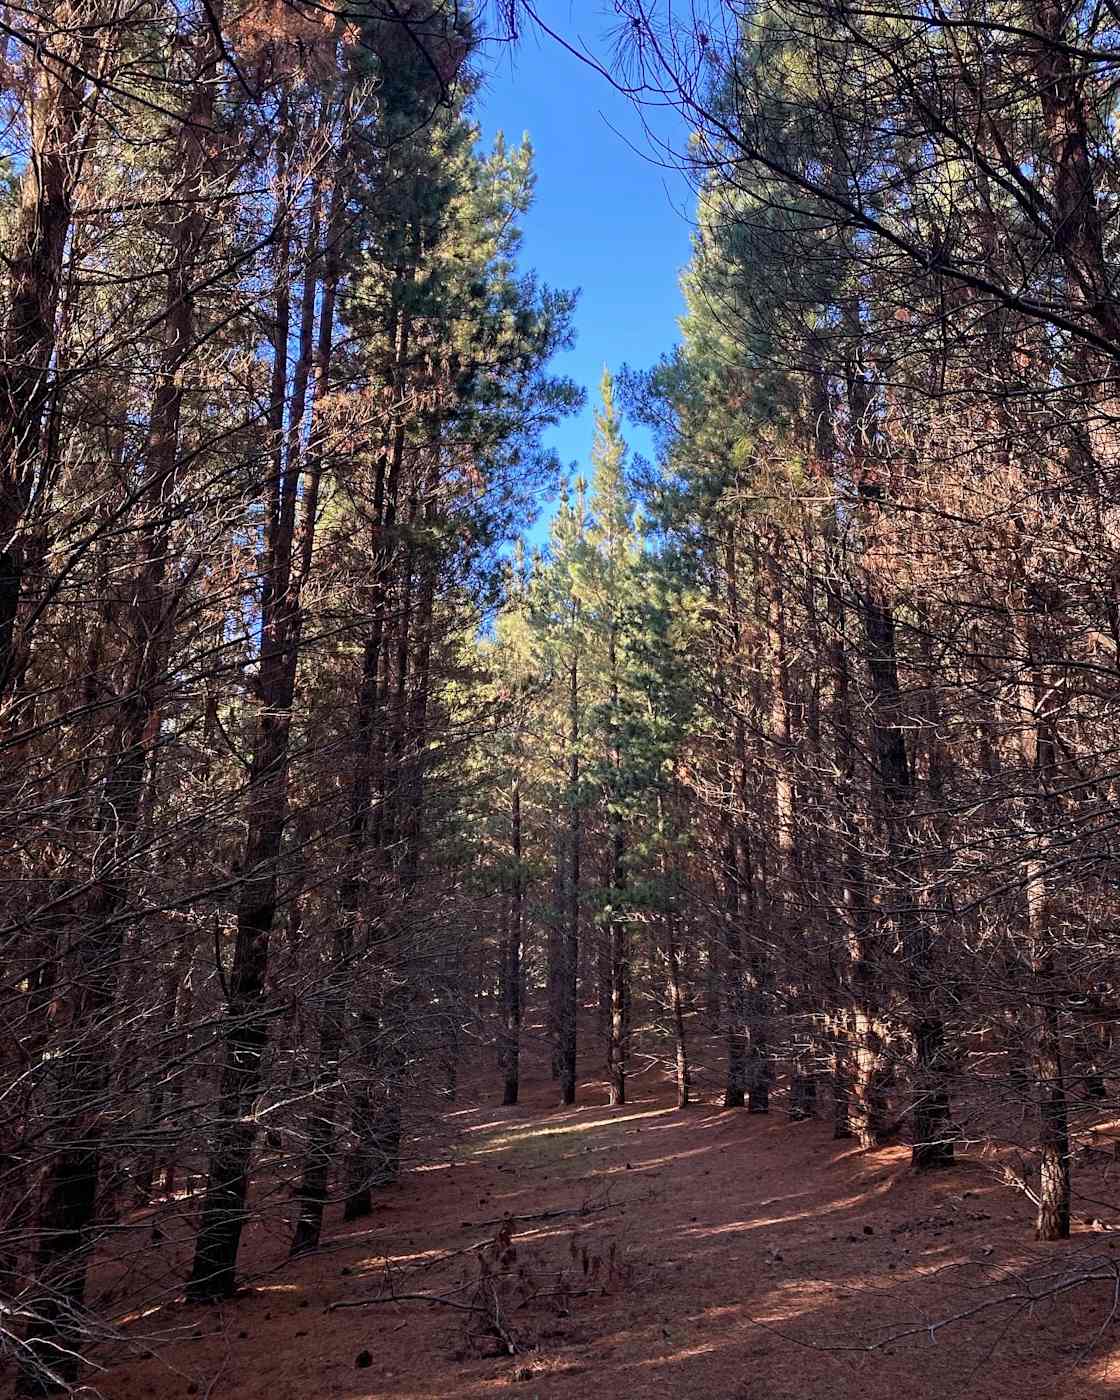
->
[1011,588,1071,1240]
[859,493,952,1168]
[606,625,628,1106]
[502,780,523,1106]
[764,537,811,1119]
[548,802,565,1079]
[559,649,580,1106]
[666,924,691,1108]
[828,529,886,1148]
[721,813,748,1110]
[0,3,92,703]
[336,276,426,1220]
[187,127,331,1297]
[659,789,690,1108]
[20,14,221,1382]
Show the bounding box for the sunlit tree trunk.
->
[502,778,523,1106]
[606,623,629,1106]
[559,644,580,1106]
[1010,583,1071,1240]
[659,788,690,1107]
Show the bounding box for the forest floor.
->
[100,1030,1120,1400]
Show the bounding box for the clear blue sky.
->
[472,3,694,532]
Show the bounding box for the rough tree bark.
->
[606,619,629,1106]
[857,500,953,1169]
[558,643,580,1106]
[0,1,96,704]
[502,778,523,1106]
[188,114,331,1297]
[1010,577,1071,1240]
[19,9,222,1384]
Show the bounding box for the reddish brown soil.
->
[98,1044,1120,1400]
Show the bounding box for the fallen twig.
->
[202,1311,234,1400]
[514,1287,596,1309]
[329,1292,482,1313]
[463,1199,624,1229]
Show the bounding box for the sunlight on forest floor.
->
[471,1104,675,1155]
[96,1050,1120,1400]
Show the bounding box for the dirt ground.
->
[96,1034,1120,1400]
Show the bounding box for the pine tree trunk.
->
[859,509,952,1168]
[608,906,628,1106]
[1028,0,1120,348]
[350,495,437,1211]
[0,3,91,703]
[597,923,612,1036]
[605,616,629,1106]
[286,169,350,1254]
[1035,978,1072,1241]
[825,533,887,1149]
[765,539,806,1118]
[607,825,628,1106]
[548,810,565,1079]
[657,788,690,1109]
[327,285,413,1226]
[187,128,330,1297]
[559,650,580,1106]
[502,780,523,1106]
[20,18,221,1381]
[666,927,690,1108]
[831,1018,854,1139]
[290,923,349,1256]
[722,816,747,1110]
[705,927,722,1031]
[1011,591,1071,1240]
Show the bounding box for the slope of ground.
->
[98,1040,1120,1400]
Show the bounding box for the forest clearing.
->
[6,0,1120,1394]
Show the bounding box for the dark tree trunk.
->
[0,4,91,704]
[826,521,887,1149]
[705,926,722,1031]
[21,16,221,1382]
[859,495,952,1169]
[502,780,523,1106]
[187,125,332,1297]
[604,612,629,1107]
[659,790,690,1108]
[721,814,747,1110]
[607,722,628,1103]
[548,808,565,1079]
[311,280,413,1230]
[1028,0,1120,348]
[559,649,580,1106]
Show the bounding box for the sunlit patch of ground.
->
[95,1035,1120,1400]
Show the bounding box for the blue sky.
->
[472,4,695,533]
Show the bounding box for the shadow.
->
[95,1042,1120,1400]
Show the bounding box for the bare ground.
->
[94,1036,1120,1400]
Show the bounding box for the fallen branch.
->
[514,1287,596,1309]
[329,1292,481,1314]
[463,1199,624,1229]
[995,1157,1042,1208]
[740,1253,1120,1357]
